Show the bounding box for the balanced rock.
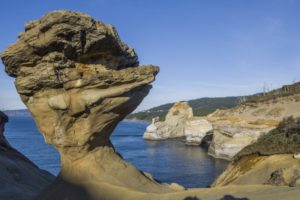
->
[1,10,181,200]
[3,10,300,200]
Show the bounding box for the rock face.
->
[1,10,183,199]
[143,102,193,139]
[206,94,300,160]
[143,102,212,145]
[0,136,54,200]
[208,122,273,160]
[212,154,300,187]
[3,10,300,200]
[185,118,213,145]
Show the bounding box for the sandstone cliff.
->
[143,102,213,145]
[207,93,300,160]
[212,154,300,187]
[2,10,300,200]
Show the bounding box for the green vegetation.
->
[127,97,241,121]
[235,116,300,160]
[243,81,300,104]
[127,81,300,122]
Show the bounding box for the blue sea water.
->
[5,116,228,188]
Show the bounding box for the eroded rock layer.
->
[1,10,182,199]
[143,102,213,145]
[207,94,300,160]
[3,10,300,200]
[1,10,158,158]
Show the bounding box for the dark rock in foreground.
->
[0,111,54,200]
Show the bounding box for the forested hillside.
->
[127,96,242,121]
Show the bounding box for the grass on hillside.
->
[243,82,300,104]
[127,97,241,121]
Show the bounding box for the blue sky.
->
[1,0,300,111]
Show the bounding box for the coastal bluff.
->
[143,102,213,145]
[2,10,300,200]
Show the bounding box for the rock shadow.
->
[184,196,200,200]
[34,175,90,200]
[220,195,249,200]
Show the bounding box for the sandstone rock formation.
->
[208,122,273,160]
[185,118,213,145]
[3,10,300,200]
[143,102,193,140]
[1,10,181,199]
[207,94,300,160]
[143,102,212,145]
[212,154,300,187]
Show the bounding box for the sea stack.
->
[1,10,181,199]
[143,102,213,145]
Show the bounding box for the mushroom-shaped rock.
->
[1,11,181,199]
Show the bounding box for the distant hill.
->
[127,96,242,121]
[3,109,31,117]
[242,81,300,104]
[127,81,300,122]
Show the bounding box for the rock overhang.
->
[1,10,159,157]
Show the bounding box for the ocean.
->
[5,116,228,188]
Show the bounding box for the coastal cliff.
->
[143,102,213,145]
[207,92,300,160]
[2,10,300,200]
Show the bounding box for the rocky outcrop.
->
[185,118,213,145]
[143,102,212,145]
[212,154,300,187]
[207,94,300,160]
[143,102,193,139]
[1,10,184,199]
[0,112,54,200]
[208,122,273,160]
[3,10,300,200]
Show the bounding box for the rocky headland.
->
[207,92,300,160]
[144,84,300,160]
[143,102,213,145]
[1,10,300,200]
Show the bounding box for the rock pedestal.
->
[1,11,180,199]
